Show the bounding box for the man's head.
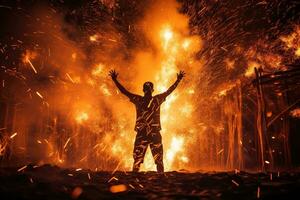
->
[143,81,154,94]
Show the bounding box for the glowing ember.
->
[109,184,127,193]
[266,112,272,118]
[290,108,300,118]
[71,187,83,199]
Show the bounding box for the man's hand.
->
[109,69,118,80]
[177,70,185,81]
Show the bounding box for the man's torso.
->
[130,95,165,132]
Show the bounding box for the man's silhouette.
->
[109,69,185,173]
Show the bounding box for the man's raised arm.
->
[109,69,136,99]
[160,70,185,98]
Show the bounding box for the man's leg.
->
[149,132,164,173]
[132,132,148,172]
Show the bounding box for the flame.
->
[280,26,300,57]
[245,61,259,77]
[166,136,184,164]
[161,25,173,50]
[75,111,89,124]
[296,48,300,56]
[92,63,105,77]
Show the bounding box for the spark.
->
[108,176,119,183]
[108,38,117,42]
[265,160,270,164]
[29,177,34,183]
[231,180,239,187]
[66,73,75,83]
[36,91,43,99]
[17,165,27,172]
[128,184,135,189]
[63,138,71,149]
[22,50,38,73]
[217,149,224,155]
[27,59,38,74]
[10,132,17,139]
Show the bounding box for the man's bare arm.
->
[162,70,185,97]
[109,69,135,98]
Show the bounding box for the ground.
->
[0,165,300,199]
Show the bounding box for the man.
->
[109,69,185,173]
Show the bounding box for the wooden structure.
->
[253,66,300,171]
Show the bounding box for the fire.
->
[280,26,300,57]
[166,136,184,164]
[75,111,89,124]
[245,61,259,77]
[182,39,190,50]
[225,58,235,70]
[92,63,104,77]
[296,48,300,56]
[161,25,173,49]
